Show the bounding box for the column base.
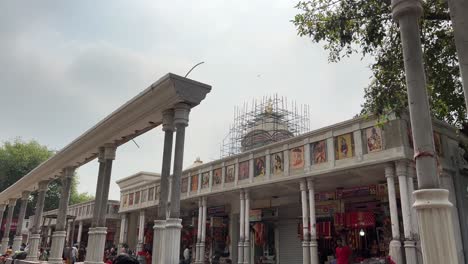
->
[237,241,244,264]
[152,220,166,264]
[163,218,183,264]
[389,239,403,264]
[404,240,418,264]
[414,189,458,264]
[1,237,9,254]
[48,231,67,264]
[243,241,250,264]
[310,239,319,264]
[26,234,41,261]
[302,241,310,264]
[12,236,22,251]
[199,242,206,264]
[84,227,107,264]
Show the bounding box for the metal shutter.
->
[278,219,303,264]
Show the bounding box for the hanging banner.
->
[249,209,262,222]
[336,185,377,199]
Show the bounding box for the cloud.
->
[0,1,373,199]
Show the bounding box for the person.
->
[112,254,139,264]
[335,238,352,264]
[183,245,190,264]
[71,244,78,264]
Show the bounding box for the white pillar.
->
[66,221,71,245]
[163,218,183,264]
[244,190,250,264]
[152,220,166,264]
[166,103,190,264]
[118,214,127,246]
[195,198,202,264]
[307,178,319,264]
[1,199,15,253]
[77,221,83,245]
[13,191,30,251]
[391,0,460,262]
[153,109,175,264]
[300,180,310,264]
[0,204,6,254]
[137,210,145,252]
[238,190,245,264]
[200,197,207,263]
[49,167,75,264]
[407,163,423,264]
[396,161,418,264]
[385,164,403,264]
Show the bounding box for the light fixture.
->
[359,228,365,237]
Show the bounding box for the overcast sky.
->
[0,1,372,200]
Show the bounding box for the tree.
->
[293,0,466,127]
[0,139,93,216]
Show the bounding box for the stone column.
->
[0,204,6,253]
[12,191,30,251]
[77,221,83,245]
[307,179,319,264]
[194,198,202,264]
[299,180,310,264]
[407,164,423,264]
[396,161,417,264]
[153,109,174,264]
[166,103,190,264]
[385,164,403,264]
[1,198,17,253]
[26,181,49,261]
[66,221,71,245]
[86,145,116,264]
[243,190,250,264]
[49,167,75,264]
[136,210,145,252]
[391,0,459,263]
[118,214,127,247]
[238,190,245,264]
[199,197,207,263]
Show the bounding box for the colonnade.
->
[299,178,318,264]
[0,102,192,264]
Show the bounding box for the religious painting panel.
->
[366,127,383,153]
[191,174,199,191]
[148,187,154,201]
[129,193,134,206]
[201,172,210,189]
[311,141,327,164]
[239,161,249,180]
[181,178,188,193]
[213,168,222,185]
[335,133,354,160]
[290,146,305,169]
[225,165,235,183]
[254,157,266,177]
[271,152,283,175]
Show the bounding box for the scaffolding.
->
[220,95,311,158]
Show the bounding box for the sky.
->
[0,0,372,200]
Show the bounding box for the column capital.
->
[104,143,117,160]
[306,178,315,190]
[173,103,191,127]
[162,109,175,132]
[98,147,105,163]
[244,189,250,199]
[21,191,31,200]
[391,0,423,21]
[300,179,307,191]
[63,166,76,178]
[239,190,245,200]
[202,196,207,206]
[38,180,50,192]
[8,198,17,206]
[395,160,408,177]
[385,163,395,178]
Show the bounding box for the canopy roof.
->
[0,73,211,204]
